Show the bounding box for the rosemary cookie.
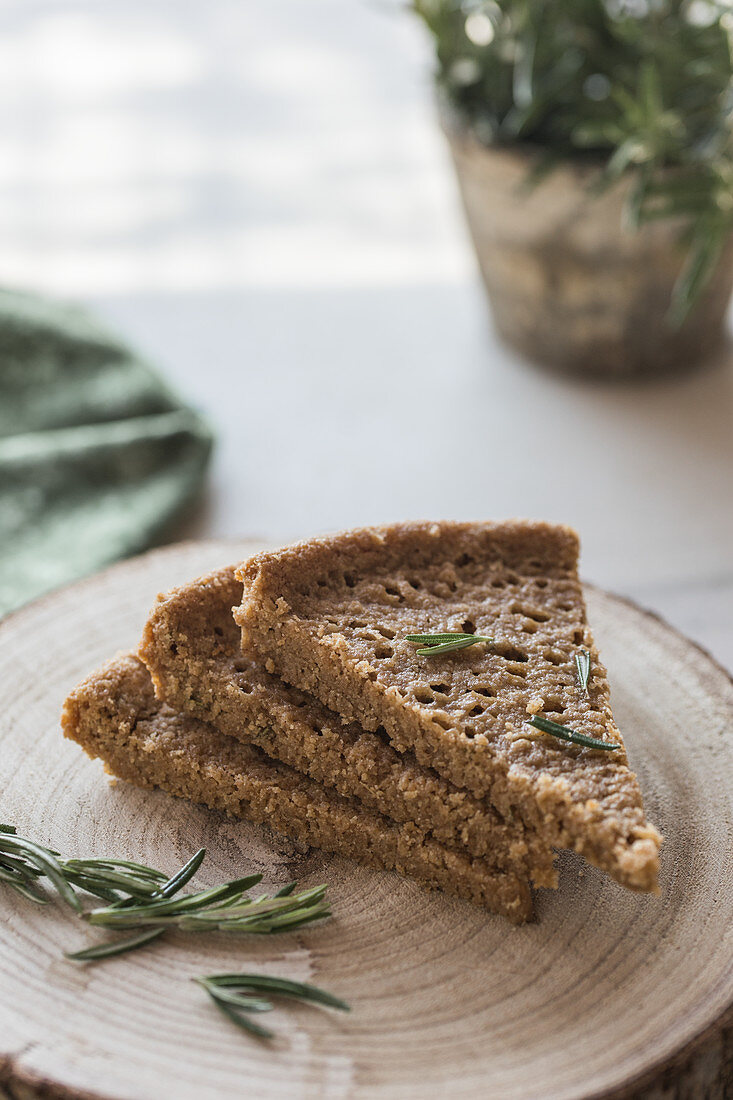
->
[235,521,662,893]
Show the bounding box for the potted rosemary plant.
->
[414,0,733,375]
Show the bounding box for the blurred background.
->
[1,0,732,664]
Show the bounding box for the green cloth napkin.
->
[0,289,213,617]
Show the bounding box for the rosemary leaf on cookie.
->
[575,649,591,694]
[528,715,620,752]
[406,632,493,657]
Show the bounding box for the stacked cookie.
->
[63,521,662,924]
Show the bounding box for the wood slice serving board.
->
[0,540,731,1100]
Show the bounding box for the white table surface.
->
[2,0,732,668]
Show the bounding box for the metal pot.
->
[443,116,733,377]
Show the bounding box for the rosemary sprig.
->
[83,882,330,935]
[405,632,493,657]
[575,648,591,695]
[195,974,350,1040]
[2,824,346,1042]
[0,823,210,915]
[1,825,331,962]
[528,714,620,752]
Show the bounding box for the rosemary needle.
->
[528,714,620,752]
[0,864,48,905]
[195,973,350,1040]
[405,632,494,657]
[0,828,81,912]
[66,928,166,962]
[575,649,591,694]
[158,847,206,898]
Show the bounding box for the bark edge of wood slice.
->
[0,538,731,1100]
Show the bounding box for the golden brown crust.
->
[140,566,557,887]
[234,520,662,893]
[61,654,534,923]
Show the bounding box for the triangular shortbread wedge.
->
[235,521,662,893]
[62,654,533,922]
[139,567,557,887]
